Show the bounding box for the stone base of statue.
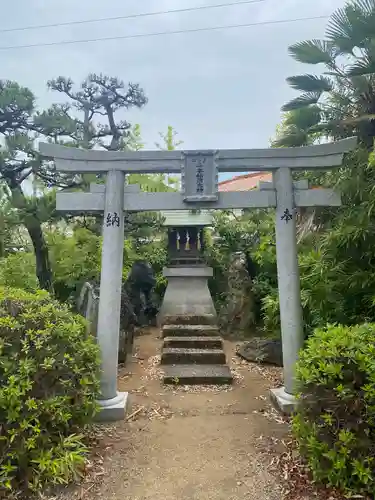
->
[95,392,129,422]
[158,266,216,326]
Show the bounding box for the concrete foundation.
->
[95,391,129,422]
[158,266,216,326]
[270,386,298,415]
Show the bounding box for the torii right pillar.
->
[262,152,356,414]
[269,170,305,414]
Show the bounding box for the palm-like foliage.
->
[271,107,322,147]
[279,0,375,147]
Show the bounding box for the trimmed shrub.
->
[293,323,375,496]
[0,287,100,496]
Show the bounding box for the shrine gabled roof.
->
[160,210,214,227]
[218,172,272,192]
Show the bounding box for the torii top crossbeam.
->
[39,137,357,173]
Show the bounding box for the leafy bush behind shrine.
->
[0,228,167,305]
[0,286,100,496]
[207,148,375,337]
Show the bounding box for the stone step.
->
[162,324,219,338]
[163,364,233,385]
[163,336,223,349]
[162,314,217,326]
[161,348,226,365]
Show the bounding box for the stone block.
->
[160,314,217,326]
[158,266,217,326]
[162,324,220,337]
[95,392,129,422]
[236,338,283,366]
[269,386,298,415]
[163,336,223,349]
[161,348,226,365]
[163,266,213,278]
[163,364,233,385]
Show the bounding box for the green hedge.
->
[293,323,375,496]
[0,253,39,293]
[0,287,100,495]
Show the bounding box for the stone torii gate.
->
[40,138,356,421]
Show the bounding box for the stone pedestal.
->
[95,392,130,422]
[158,266,216,326]
[270,386,298,415]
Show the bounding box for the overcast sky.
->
[2,0,345,156]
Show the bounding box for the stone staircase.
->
[160,320,233,385]
[158,265,233,385]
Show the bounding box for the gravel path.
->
[51,328,290,500]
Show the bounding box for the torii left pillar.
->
[95,170,128,421]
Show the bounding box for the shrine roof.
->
[218,172,272,192]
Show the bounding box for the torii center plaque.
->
[181,151,219,203]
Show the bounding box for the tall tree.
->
[155,125,182,189]
[280,0,375,147]
[155,125,183,151]
[125,125,181,244]
[0,81,59,292]
[127,124,180,191]
[43,74,147,150]
[0,181,26,256]
[126,124,144,151]
[0,74,148,291]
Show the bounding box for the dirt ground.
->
[52,328,293,500]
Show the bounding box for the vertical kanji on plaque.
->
[181,151,218,202]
